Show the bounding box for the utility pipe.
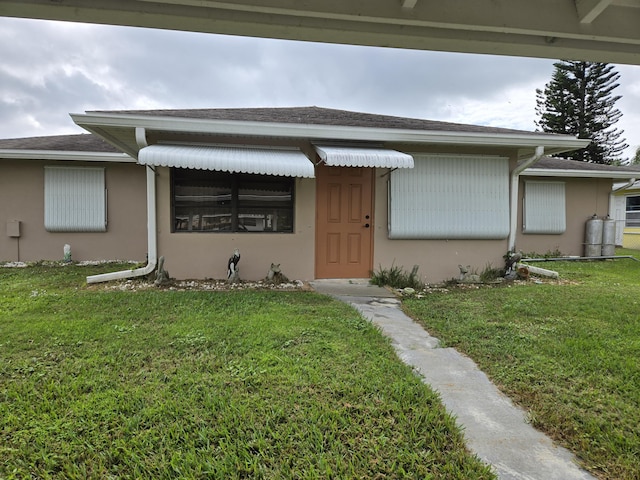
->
[508,146,544,252]
[87,128,157,283]
[522,255,639,262]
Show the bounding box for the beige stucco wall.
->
[0,159,147,263]
[515,176,613,257]
[154,167,317,281]
[372,166,510,284]
[2,155,618,284]
[371,167,616,284]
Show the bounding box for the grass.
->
[0,263,494,479]
[402,249,640,480]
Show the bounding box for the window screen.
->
[44,166,106,232]
[523,181,566,234]
[388,154,510,239]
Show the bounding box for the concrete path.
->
[310,279,595,480]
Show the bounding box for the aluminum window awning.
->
[138,144,315,178]
[314,145,414,168]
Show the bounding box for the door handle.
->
[364,223,370,228]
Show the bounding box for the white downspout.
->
[508,146,544,253]
[87,128,157,283]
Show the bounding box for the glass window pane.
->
[172,169,294,233]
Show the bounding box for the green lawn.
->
[0,263,494,479]
[403,250,640,480]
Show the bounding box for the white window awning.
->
[138,144,315,178]
[314,145,414,168]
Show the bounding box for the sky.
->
[1,16,639,161]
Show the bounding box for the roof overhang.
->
[0,149,134,163]
[71,112,590,160]
[138,144,315,177]
[522,168,640,179]
[1,1,640,64]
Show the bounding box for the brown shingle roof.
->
[91,106,546,136]
[0,134,119,153]
[530,156,640,174]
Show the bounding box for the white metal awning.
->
[314,145,414,168]
[138,144,315,178]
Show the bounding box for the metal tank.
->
[584,215,604,257]
[601,216,616,256]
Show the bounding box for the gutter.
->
[86,128,157,284]
[508,146,544,252]
[612,178,637,192]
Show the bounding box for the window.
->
[44,166,106,232]
[523,181,566,234]
[172,169,294,233]
[626,196,640,227]
[388,154,510,239]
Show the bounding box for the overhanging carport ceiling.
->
[1,0,640,64]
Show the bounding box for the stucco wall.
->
[0,159,147,263]
[154,167,317,281]
[372,168,510,283]
[515,176,613,257]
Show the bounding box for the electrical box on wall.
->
[7,220,21,238]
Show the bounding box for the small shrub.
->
[479,263,505,282]
[370,263,425,290]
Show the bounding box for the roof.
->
[523,156,640,179]
[72,106,589,159]
[0,134,119,153]
[91,106,539,136]
[0,134,132,162]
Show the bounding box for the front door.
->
[315,165,374,278]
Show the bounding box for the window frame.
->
[625,195,640,227]
[170,168,295,234]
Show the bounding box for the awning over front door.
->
[138,144,315,178]
[314,145,414,168]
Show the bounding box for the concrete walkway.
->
[310,279,595,480]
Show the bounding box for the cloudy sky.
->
[1,16,639,160]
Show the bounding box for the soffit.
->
[1,0,640,64]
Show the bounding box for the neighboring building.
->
[2,107,639,283]
[611,178,640,250]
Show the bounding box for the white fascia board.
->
[0,149,135,162]
[522,168,640,179]
[71,112,589,152]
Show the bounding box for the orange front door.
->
[315,165,374,278]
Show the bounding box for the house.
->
[610,178,640,250]
[2,107,639,283]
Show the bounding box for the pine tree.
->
[535,61,628,164]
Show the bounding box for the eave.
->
[71,112,590,160]
[0,149,134,162]
[522,168,640,179]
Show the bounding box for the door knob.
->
[364,223,370,228]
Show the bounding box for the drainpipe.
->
[508,146,544,253]
[87,128,157,283]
